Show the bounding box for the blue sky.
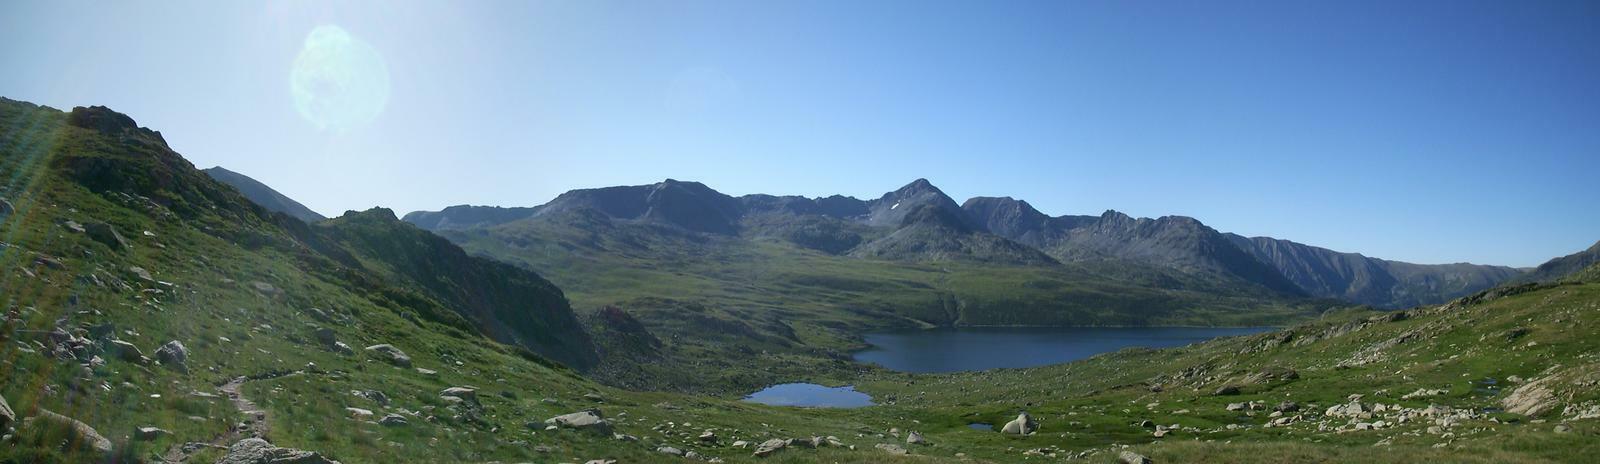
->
[3,1,1597,267]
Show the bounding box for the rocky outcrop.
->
[84,221,130,251]
[364,344,411,367]
[543,410,612,434]
[24,409,113,454]
[1502,376,1559,416]
[216,438,341,464]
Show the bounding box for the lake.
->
[853,326,1274,373]
[743,383,874,408]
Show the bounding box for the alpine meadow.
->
[3,2,1599,464]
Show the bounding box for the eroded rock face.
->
[1502,376,1559,416]
[216,437,341,464]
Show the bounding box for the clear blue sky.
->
[3,1,1597,267]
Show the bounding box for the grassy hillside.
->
[4,98,1592,464]
[439,209,1336,394]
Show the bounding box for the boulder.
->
[84,221,130,251]
[155,340,188,372]
[906,430,926,445]
[108,340,146,363]
[543,410,612,434]
[134,426,170,440]
[129,266,154,282]
[875,443,908,455]
[352,390,390,406]
[657,446,684,456]
[25,409,113,454]
[698,430,717,442]
[0,197,11,216]
[378,414,409,427]
[1001,412,1038,435]
[1212,385,1242,396]
[1119,450,1153,464]
[753,438,790,457]
[217,437,341,464]
[440,387,478,405]
[365,344,412,367]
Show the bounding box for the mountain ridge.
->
[202,166,327,223]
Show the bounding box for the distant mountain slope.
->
[202,166,326,223]
[1519,240,1600,283]
[1225,234,1525,308]
[313,208,599,369]
[400,204,538,231]
[962,197,1304,296]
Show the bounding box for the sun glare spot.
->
[291,25,390,132]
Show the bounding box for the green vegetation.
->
[3,98,1595,463]
[442,208,1335,394]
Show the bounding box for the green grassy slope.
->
[440,209,1336,394]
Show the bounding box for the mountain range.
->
[384,178,1523,310]
[6,97,1599,463]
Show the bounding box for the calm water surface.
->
[854,326,1273,373]
[743,383,874,408]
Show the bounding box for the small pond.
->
[743,383,874,408]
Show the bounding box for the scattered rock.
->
[352,390,389,406]
[875,443,908,455]
[1119,450,1153,464]
[365,344,412,367]
[906,430,926,445]
[379,414,409,427]
[754,438,790,457]
[543,410,612,434]
[1001,412,1038,435]
[216,437,341,464]
[657,446,685,456]
[134,426,170,440]
[440,387,478,405]
[155,340,188,372]
[84,221,130,251]
[1274,401,1300,412]
[1554,423,1572,434]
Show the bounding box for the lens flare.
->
[290,25,390,132]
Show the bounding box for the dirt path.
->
[159,370,304,463]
